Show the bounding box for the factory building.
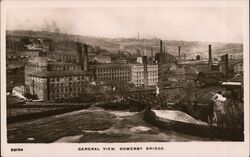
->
[89,55,158,87]
[130,63,158,87]
[24,38,159,101]
[25,56,48,71]
[175,45,225,81]
[47,62,82,71]
[94,55,112,63]
[6,36,25,52]
[25,42,92,101]
[27,71,92,101]
[155,40,177,65]
[130,64,144,86]
[89,64,131,82]
[20,50,41,58]
[147,64,159,86]
[49,41,90,65]
[7,65,25,92]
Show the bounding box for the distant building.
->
[6,36,25,52]
[110,53,127,63]
[50,52,77,63]
[130,64,144,86]
[233,61,243,74]
[196,55,201,60]
[7,65,25,92]
[20,50,41,58]
[147,64,159,86]
[173,45,226,81]
[112,57,128,64]
[25,42,92,101]
[88,53,96,62]
[94,55,111,63]
[47,62,81,71]
[127,56,142,64]
[177,60,223,81]
[221,77,243,100]
[25,44,44,51]
[89,64,131,83]
[130,64,158,87]
[25,57,48,75]
[136,57,143,64]
[26,71,93,101]
[49,41,91,64]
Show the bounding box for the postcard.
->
[1,0,249,156]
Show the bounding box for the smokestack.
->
[225,54,228,79]
[76,42,82,64]
[83,44,88,71]
[151,47,153,57]
[221,54,228,78]
[221,54,229,79]
[209,44,212,65]
[143,56,148,86]
[160,40,163,53]
[142,56,147,64]
[164,46,166,53]
[178,46,181,61]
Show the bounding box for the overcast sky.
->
[6,6,244,43]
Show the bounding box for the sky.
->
[6,6,244,43]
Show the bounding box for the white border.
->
[1,1,249,157]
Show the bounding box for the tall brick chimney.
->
[143,56,148,86]
[225,54,228,79]
[178,46,181,61]
[160,40,163,53]
[83,44,88,71]
[76,42,82,64]
[221,54,229,79]
[151,47,153,57]
[209,44,212,65]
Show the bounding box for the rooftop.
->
[30,70,92,78]
[179,60,219,65]
[47,62,76,65]
[7,64,24,69]
[89,63,131,69]
[221,82,242,86]
[89,63,157,69]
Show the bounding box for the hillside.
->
[7,30,243,59]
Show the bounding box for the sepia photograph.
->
[1,0,249,156]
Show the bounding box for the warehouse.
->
[27,71,93,101]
